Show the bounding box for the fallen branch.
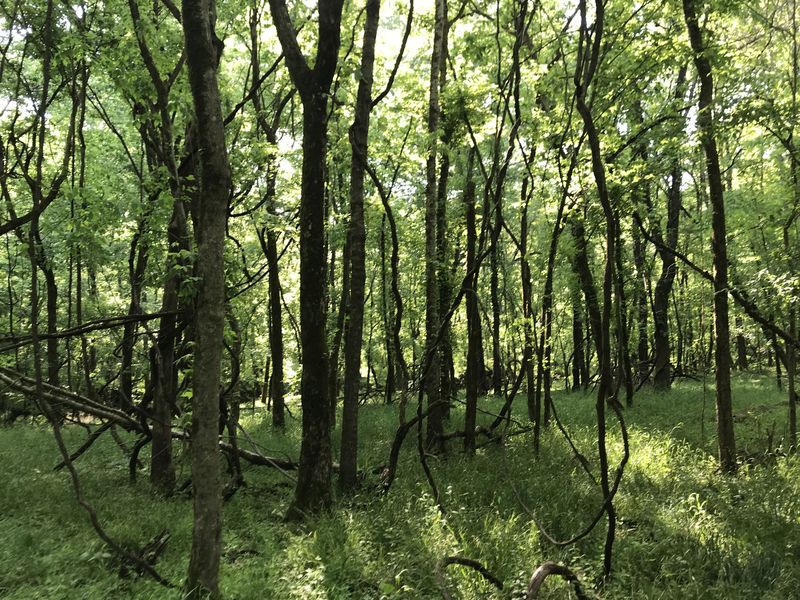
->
[1,366,301,475]
[637,223,800,350]
[54,422,113,470]
[35,394,175,588]
[526,561,588,599]
[0,311,178,353]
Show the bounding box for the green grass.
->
[1,375,798,599]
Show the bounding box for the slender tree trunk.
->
[785,0,798,451]
[424,0,445,451]
[571,216,603,360]
[650,68,688,390]
[463,151,480,454]
[490,231,502,396]
[437,153,453,420]
[182,0,230,594]
[340,0,380,490]
[683,0,737,474]
[328,235,349,423]
[632,214,649,383]
[379,217,395,403]
[571,283,586,390]
[734,315,748,370]
[248,7,286,428]
[120,219,150,409]
[574,0,624,576]
[266,224,285,428]
[614,217,634,406]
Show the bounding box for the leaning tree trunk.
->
[182,0,230,594]
[683,0,737,474]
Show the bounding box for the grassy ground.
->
[0,375,798,599]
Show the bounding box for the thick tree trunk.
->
[340,0,380,490]
[182,0,230,594]
[683,0,737,474]
[289,92,335,516]
[268,0,344,517]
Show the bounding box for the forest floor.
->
[1,375,798,599]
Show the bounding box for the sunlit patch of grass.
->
[0,375,798,598]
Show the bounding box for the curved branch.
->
[435,555,503,600]
[525,562,588,600]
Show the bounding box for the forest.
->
[0,0,798,597]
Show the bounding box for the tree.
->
[424,0,446,452]
[683,0,737,474]
[267,0,345,518]
[182,0,232,593]
[340,0,381,490]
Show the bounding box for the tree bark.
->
[182,0,230,594]
[268,0,344,517]
[463,150,480,454]
[424,0,445,452]
[247,5,285,428]
[340,0,381,490]
[652,67,687,390]
[683,0,737,474]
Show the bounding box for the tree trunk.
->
[340,0,380,490]
[652,67,687,390]
[424,0,445,452]
[614,217,634,406]
[182,0,230,594]
[463,150,480,454]
[631,213,650,384]
[247,7,286,429]
[735,315,748,370]
[574,0,623,576]
[683,0,737,474]
[571,283,586,390]
[268,0,344,517]
[379,216,395,403]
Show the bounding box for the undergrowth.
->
[0,375,798,599]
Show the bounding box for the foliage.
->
[1,378,798,599]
